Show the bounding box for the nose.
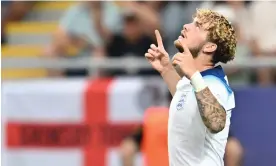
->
[183,24,188,31]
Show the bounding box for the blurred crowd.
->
[2,1,276,86]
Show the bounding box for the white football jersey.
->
[168,65,235,166]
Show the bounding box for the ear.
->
[203,42,217,54]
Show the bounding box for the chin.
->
[174,40,184,52]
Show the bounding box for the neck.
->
[194,53,215,72]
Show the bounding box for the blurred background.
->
[1,1,276,166]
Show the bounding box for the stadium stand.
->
[2,2,76,79]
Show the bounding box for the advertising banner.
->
[2,77,168,166]
[2,78,276,166]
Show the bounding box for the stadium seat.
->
[33,1,75,11]
[6,22,57,34]
[2,1,77,80]
[2,45,44,57]
[2,69,48,80]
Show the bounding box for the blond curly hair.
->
[193,9,237,63]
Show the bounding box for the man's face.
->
[175,18,209,57]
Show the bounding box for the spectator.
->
[45,1,161,77]
[145,1,201,55]
[90,1,124,43]
[107,1,200,76]
[105,11,157,76]
[247,1,276,85]
[44,2,115,77]
[116,1,201,55]
[114,1,161,37]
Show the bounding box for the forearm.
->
[191,72,226,133]
[161,65,181,96]
[132,3,160,33]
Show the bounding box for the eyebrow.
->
[194,20,201,28]
[193,17,200,25]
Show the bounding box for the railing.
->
[2,56,276,71]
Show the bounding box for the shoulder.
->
[203,75,232,96]
[59,4,88,29]
[60,4,85,20]
[203,75,235,110]
[200,65,233,99]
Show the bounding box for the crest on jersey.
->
[176,93,187,111]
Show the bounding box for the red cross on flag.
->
[2,77,168,166]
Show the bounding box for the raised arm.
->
[145,30,181,96]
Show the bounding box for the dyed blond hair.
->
[194,9,237,63]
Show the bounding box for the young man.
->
[145,9,237,165]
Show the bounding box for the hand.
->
[172,36,197,79]
[145,30,171,73]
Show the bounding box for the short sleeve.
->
[203,75,235,111]
[58,5,104,47]
[59,5,80,31]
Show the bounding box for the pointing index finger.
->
[155,30,164,48]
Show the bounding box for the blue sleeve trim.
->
[200,65,233,95]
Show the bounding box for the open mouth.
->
[175,31,186,52]
[181,31,187,38]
